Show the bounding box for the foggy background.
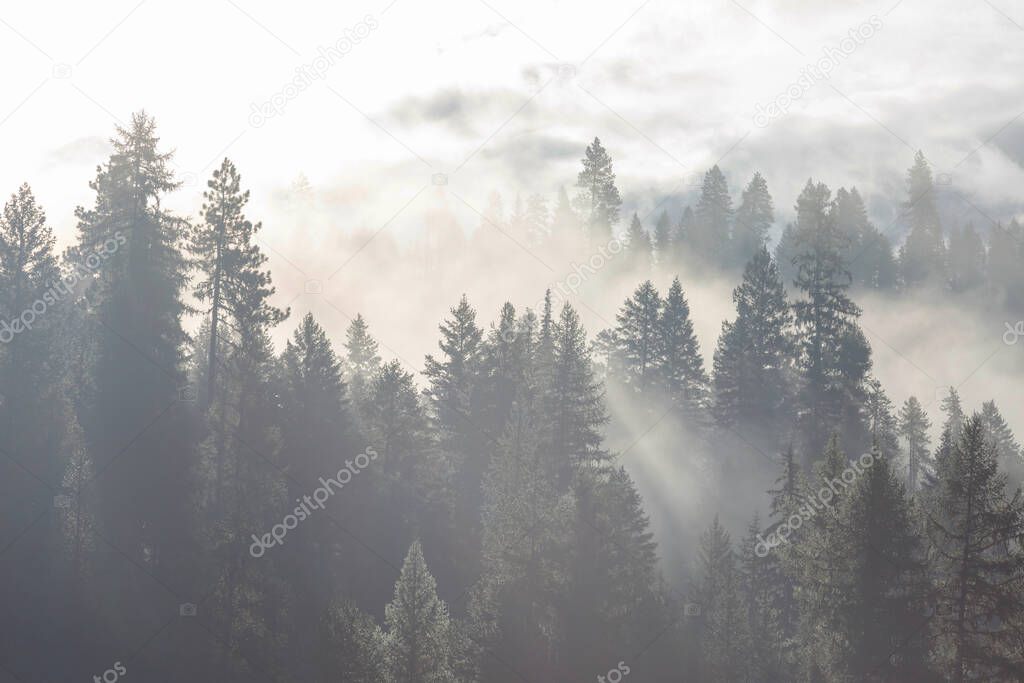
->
[2,0,1023,582]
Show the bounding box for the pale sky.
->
[3,0,1023,247]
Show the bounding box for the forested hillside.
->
[2,114,1023,682]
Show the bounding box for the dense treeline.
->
[1,114,1023,682]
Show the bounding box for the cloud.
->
[43,136,111,168]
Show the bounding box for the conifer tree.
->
[830,445,932,681]
[384,540,467,682]
[189,157,266,406]
[574,137,622,243]
[624,212,652,272]
[344,313,382,424]
[691,166,733,262]
[940,386,966,442]
[473,402,573,681]
[544,302,609,484]
[790,179,869,463]
[657,277,710,425]
[863,377,900,460]
[740,514,788,681]
[424,294,484,454]
[834,186,897,289]
[697,516,748,682]
[732,171,773,265]
[924,415,1024,682]
[712,246,793,442]
[898,151,947,288]
[423,295,486,556]
[672,206,695,263]
[898,396,932,492]
[608,280,662,394]
[72,112,197,581]
[979,400,1024,490]
[321,599,386,682]
[0,184,64,487]
[279,313,352,674]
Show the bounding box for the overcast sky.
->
[3,0,1023,246]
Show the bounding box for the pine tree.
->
[924,415,1024,682]
[72,112,198,581]
[898,151,947,288]
[979,400,1024,491]
[198,195,288,673]
[732,171,773,265]
[740,514,787,681]
[898,396,931,492]
[423,294,484,454]
[321,599,386,682]
[423,295,486,558]
[344,313,383,425]
[940,386,966,443]
[712,246,793,442]
[366,359,432,503]
[656,277,710,425]
[830,445,932,681]
[863,377,900,460]
[0,184,64,486]
[697,516,748,682]
[574,137,622,243]
[543,302,609,484]
[791,435,855,679]
[473,402,573,681]
[189,157,269,406]
[624,212,652,272]
[765,445,803,670]
[565,466,660,677]
[672,206,695,264]
[608,280,662,394]
[691,166,733,262]
[834,186,897,289]
[790,179,869,464]
[384,540,464,682]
